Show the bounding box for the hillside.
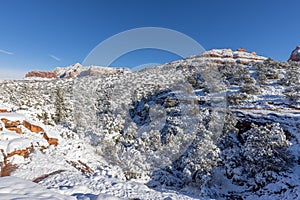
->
[0,48,299,199]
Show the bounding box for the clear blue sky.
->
[0,0,299,78]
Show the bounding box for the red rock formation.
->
[1,118,22,134]
[288,46,300,62]
[0,162,17,177]
[25,63,130,79]
[6,127,22,134]
[0,146,33,177]
[23,121,44,133]
[25,70,57,78]
[43,133,58,146]
[0,149,17,177]
[7,146,33,158]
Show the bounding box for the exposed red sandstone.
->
[1,118,22,134]
[43,133,58,146]
[23,121,44,133]
[25,70,57,79]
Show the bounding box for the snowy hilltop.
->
[0,48,299,199]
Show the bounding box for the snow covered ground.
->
[0,50,299,199]
[0,105,203,199]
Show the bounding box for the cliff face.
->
[288,46,300,62]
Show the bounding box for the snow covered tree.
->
[284,86,300,104]
[54,86,64,123]
[279,64,300,86]
[221,122,294,190]
[219,64,250,86]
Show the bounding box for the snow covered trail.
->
[0,176,127,200]
[37,170,201,200]
[0,176,73,200]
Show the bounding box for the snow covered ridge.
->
[25,63,130,79]
[196,48,267,66]
[0,48,300,199]
[24,48,267,79]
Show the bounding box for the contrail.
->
[49,54,61,61]
[0,49,14,55]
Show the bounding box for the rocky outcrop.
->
[22,121,58,146]
[53,63,86,78]
[288,46,300,62]
[25,63,130,79]
[56,64,130,78]
[6,146,33,159]
[0,149,17,177]
[0,119,46,134]
[0,146,33,177]
[25,71,57,79]
[23,121,44,133]
[42,133,58,146]
[78,66,125,77]
[1,118,22,134]
[197,49,267,67]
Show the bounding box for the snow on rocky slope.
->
[0,48,299,199]
[25,63,130,79]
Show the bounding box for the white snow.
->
[0,49,299,199]
[0,176,73,200]
[0,112,25,122]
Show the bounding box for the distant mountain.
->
[25,63,130,79]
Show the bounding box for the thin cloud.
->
[0,49,14,55]
[49,54,61,61]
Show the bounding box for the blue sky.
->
[0,0,299,78]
